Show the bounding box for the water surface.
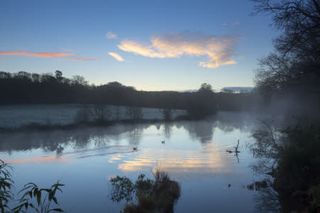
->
[0,112,265,212]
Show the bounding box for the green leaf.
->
[53,196,58,204]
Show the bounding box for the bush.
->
[110,171,180,213]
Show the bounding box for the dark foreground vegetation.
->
[1,159,180,213]
[251,123,320,212]
[274,125,320,212]
[0,160,64,212]
[110,171,180,213]
[251,0,320,212]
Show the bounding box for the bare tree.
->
[253,0,320,60]
[253,0,320,97]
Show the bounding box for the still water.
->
[0,112,267,212]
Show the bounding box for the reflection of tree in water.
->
[163,123,172,139]
[253,185,280,213]
[250,122,280,174]
[0,131,69,153]
[181,120,214,143]
[177,112,256,143]
[249,121,282,212]
[70,133,91,149]
[110,171,180,213]
[0,113,256,153]
[0,124,150,153]
[155,123,161,130]
[249,121,320,212]
[127,125,143,146]
[213,112,255,133]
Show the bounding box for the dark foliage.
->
[251,123,320,212]
[0,160,13,212]
[0,160,64,212]
[253,0,320,104]
[0,71,255,119]
[274,124,320,212]
[252,2,320,209]
[110,171,180,213]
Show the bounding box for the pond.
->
[0,111,272,212]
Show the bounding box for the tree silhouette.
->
[0,71,254,115]
[253,0,320,100]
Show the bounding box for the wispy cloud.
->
[0,50,97,61]
[118,32,236,69]
[106,31,118,39]
[69,56,97,61]
[0,51,73,58]
[108,52,125,62]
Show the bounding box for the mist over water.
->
[0,111,269,212]
[1,0,319,211]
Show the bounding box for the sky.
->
[0,0,277,91]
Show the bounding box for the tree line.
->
[0,70,254,118]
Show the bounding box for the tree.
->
[55,70,63,81]
[31,73,40,82]
[17,71,31,79]
[185,83,217,119]
[0,71,11,79]
[72,75,87,85]
[253,0,320,98]
[253,0,320,59]
[198,83,213,93]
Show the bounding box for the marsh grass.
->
[110,170,180,213]
[0,160,13,212]
[0,160,64,213]
[13,182,64,213]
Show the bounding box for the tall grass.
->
[0,160,64,213]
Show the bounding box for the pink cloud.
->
[118,32,237,69]
[0,50,97,61]
[108,52,125,62]
[0,51,73,58]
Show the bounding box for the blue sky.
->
[0,0,277,91]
